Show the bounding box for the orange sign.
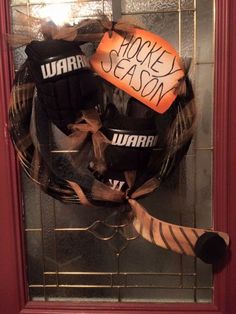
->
[90,29,184,113]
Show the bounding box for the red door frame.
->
[0,1,236,313]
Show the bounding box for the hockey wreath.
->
[8,15,229,265]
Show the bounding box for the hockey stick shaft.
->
[128,199,229,257]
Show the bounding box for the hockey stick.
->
[128,199,229,263]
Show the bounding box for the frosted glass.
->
[196,0,214,63]
[195,63,214,148]
[123,12,179,51]
[181,11,194,57]
[121,0,179,13]
[181,0,194,10]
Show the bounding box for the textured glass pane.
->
[11,0,215,304]
[195,150,212,228]
[184,153,198,227]
[121,0,179,13]
[13,47,27,71]
[196,0,214,62]
[11,0,27,4]
[29,287,44,301]
[120,288,195,303]
[181,11,194,57]
[11,0,77,3]
[184,151,212,229]
[56,233,117,272]
[22,172,41,229]
[123,12,179,50]
[30,1,112,24]
[196,259,212,288]
[40,194,57,273]
[120,233,181,273]
[28,0,77,3]
[25,232,44,285]
[195,63,214,148]
[196,289,213,303]
[181,0,194,10]
[11,5,28,33]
